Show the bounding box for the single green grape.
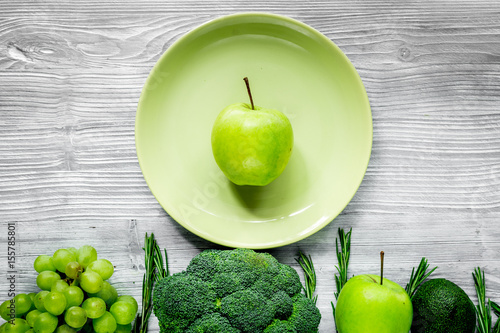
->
[81,297,106,319]
[54,325,76,333]
[3,318,30,333]
[43,292,66,316]
[33,312,58,333]
[109,301,135,325]
[33,291,50,312]
[63,286,84,309]
[115,295,138,313]
[0,300,14,320]
[92,311,117,333]
[25,309,43,327]
[76,245,97,269]
[114,324,132,333]
[88,281,117,307]
[36,271,61,291]
[64,306,87,328]
[33,255,56,273]
[0,322,6,333]
[86,259,113,280]
[64,262,82,280]
[52,249,76,273]
[12,294,32,317]
[50,280,69,293]
[79,271,103,294]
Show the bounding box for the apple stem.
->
[380,251,384,285]
[243,77,255,110]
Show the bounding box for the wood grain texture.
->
[1,1,500,332]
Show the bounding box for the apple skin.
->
[211,102,293,186]
[335,274,413,333]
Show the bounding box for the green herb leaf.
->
[331,227,352,329]
[405,257,437,300]
[296,251,318,304]
[494,319,500,333]
[492,301,500,317]
[133,233,169,333]
[473,267,492,333]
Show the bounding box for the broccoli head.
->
[153,248,321,333]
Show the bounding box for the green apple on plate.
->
[211,77,294,186]
[335,252,413,333]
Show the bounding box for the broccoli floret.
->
[273,265,302,297]
[251,274,280,299]
[186,249,229,281]
[153,272,218,332]
[153,249,321,333]
[251,264,303,299]
[211,271,256,298]
[224,248,280,275]
[269,291,293,320]
[287,294,321,333]
[220,289,274,332]
[187,248,279,282]
[185,313,241,333]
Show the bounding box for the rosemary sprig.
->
[334,228,352,299]
[331,228,352,324]
[474,267,493,333]
[133,233,169,333]
[296,251,318,304]
[404,257,437,299]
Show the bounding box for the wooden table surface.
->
[1,1,500,332]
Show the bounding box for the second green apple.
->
[211,78,293,186]
[335,274,413,333]
[335,252,413,333]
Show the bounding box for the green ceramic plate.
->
[135,13,372,249]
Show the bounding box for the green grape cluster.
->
[0,246,137,333]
